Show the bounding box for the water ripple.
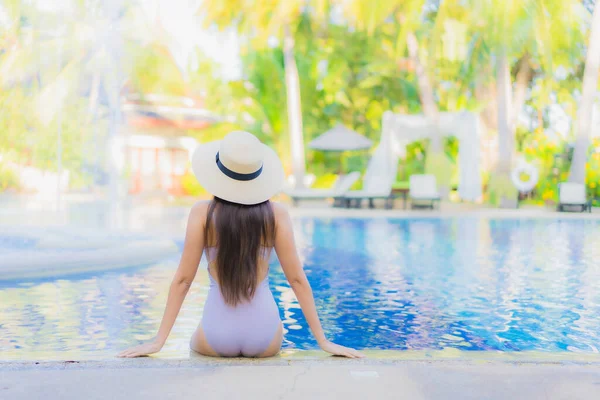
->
[1,218,600,359]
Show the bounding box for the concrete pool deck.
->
[3,352,600,400]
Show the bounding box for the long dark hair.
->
[205,197,276,306]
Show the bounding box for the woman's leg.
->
[257,322,283,358]
[190,325,219,357]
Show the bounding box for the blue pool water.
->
[1,217,600,359]
[0,235,38,251]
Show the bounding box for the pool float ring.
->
[511,161,539,193]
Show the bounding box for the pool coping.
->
[3,350,600,370]
[288,206,600,220]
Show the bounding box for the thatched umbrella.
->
[308,124,373,173]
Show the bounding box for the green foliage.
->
[180,168,209,197]
[461,0,585,73]
[519,128,569,204]
[587,139,600,206]
[425,152,454,187]
[495,133,599,207]
[397,140,427,181]
[0,0,596,205]
[394,137,459,186]
[392,181,410,190]
[0,0,203,194]
[0,87,30,158]
[130,44,187,96]
[345,153,370,175]
[0,85,98,191]
[487,173,518,206]
[297,25,418,142]
[311,173,338,189]
[199,48,288,161]
[203,20,416,177]
[0,165,20,191]
[350,177,364,190]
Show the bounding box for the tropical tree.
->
[569,3,600,184]
[200,47,289,151]
[342,0,442,153]
[199,0,334,188]
[340,0,466,196]
[462,0,584,173]
[0,0,187,191]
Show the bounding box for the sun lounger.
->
[285,172,361,206]
[340,174,395,209]
[409,174,441,209]
[286,173,316,189]
[557,182,592,213]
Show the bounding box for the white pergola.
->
[377,111,483,201]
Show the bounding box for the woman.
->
[118,131,364,359]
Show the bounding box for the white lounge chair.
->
[557,182,591,213]
[286,173,316,189]
[285,172,361,206]
[409,174,441,209]
[340,174,395,209]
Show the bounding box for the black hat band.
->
[216,152,263,181]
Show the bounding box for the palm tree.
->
[199,1,331,188]
[341,0,465,198]
[343,0,443,153]
[463,0,584,176]
[569,3,600,184]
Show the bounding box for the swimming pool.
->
[1,217,600,360]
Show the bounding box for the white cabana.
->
[377,111,483,201]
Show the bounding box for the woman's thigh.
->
[257,322,283,358]
[192,320,283,358]
[190,325,219,357]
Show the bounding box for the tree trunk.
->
[475,66,498,131]
[475,66,498,173]
[283,25,306,189]
[496,51,513,174]
[406,31,442,153]
[569,3,600,184]
[88,73,101,117]
[510,55,531,138]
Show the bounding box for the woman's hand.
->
[117,340,163,358]
[319,340,365,359]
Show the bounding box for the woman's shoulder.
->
[271,201,289,213]
[271,201,291,221]
[190,200,211,219]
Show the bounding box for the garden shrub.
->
[0,165,20,191]
[180,169,208,197]
[487,173,518,206]
[425,152,455,187]
[311,173,338,189]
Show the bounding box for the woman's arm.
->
[273,204,364,359]
[118,203,206,358]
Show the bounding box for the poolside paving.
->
[1,194,599,236]
[2,356,600,400]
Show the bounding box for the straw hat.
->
[191,131,285,205]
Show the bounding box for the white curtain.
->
[381,111,483,201]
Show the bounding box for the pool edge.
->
[3,350,600,370]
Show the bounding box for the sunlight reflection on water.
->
[1,217,600,360]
